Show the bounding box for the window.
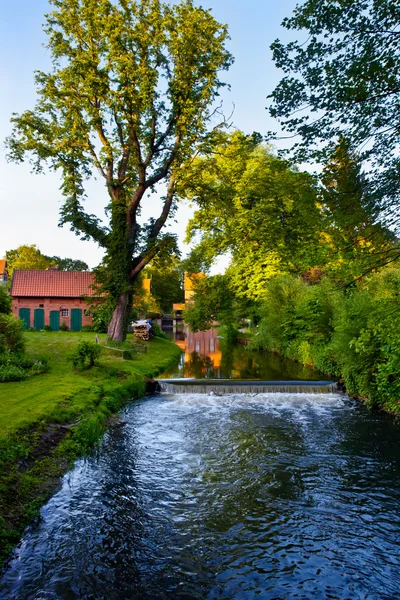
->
[39,304,44,308]
[61,309,69,317]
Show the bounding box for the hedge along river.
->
[1,335,400,599]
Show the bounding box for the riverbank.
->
[0,332,182,567]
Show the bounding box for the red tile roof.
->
[11,270,100,298]
[0,260,6,276]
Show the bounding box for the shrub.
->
[90,302,113,333]
[81,325,94,332]
[0,314,25,354]
[59,323,69,331]
[30,357,49,375]
[43,325,52,332]
[0,286,11,315]
[151,322,167,339]
[0,365,29,382]
[67,340,101,369]
[0,353,33,369]
[252,268,400,411]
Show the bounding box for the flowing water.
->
[1,391,400,599]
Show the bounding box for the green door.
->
[70,308,82,331]
[50,310,60,331]
[19,308,31,330]
[34,308,45,331]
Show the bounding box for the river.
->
[1,330,399,599]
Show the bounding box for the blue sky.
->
[0,0,300,269]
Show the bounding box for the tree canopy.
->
[6,245,54,279]
[319,137,399,282]
[5,245,89,279]
[6,0,232,340]
[45,256,89,271]
[180,131,322,299]
[268,0,400,229]
[143,255,184,314]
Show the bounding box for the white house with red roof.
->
[10,268,99,331]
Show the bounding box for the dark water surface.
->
[162,326,329,380]
[1,392,400,599]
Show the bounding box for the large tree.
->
[268,0,400,230]
[180,131,323,299]
[6,0,232,340]
[6,245,54,280]
[319,137,399,282]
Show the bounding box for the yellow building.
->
[184,272,204,303]
[142,278,151,293]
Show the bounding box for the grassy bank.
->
[0,331,181,566]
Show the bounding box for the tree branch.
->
[150,174,176,240]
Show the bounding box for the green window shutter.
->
[70,308,82,331]
[49,310,60,331]
[19,308,31,329]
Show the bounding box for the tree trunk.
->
[107,290,132,342]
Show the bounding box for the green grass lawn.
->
[0,331,181,436]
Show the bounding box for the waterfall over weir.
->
[155,379,339,395]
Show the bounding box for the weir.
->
[155,379,339,395]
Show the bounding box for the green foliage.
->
[0,365,29,383]
[184,274,237,332]
[5,245,54,279]
[72,414,106,452]
[143,255,184,313]
[151,322,167,339]
[45,256,88,271]
[30,357,49,375]
[0,286,11,315]
[6,0,232,341]
[59,323,69,332]
[0,314,25,354]
[81,325,95,332]
[269,0,400,233]
[0,352,49,381]
[67,341,101,369]
[43,325,52,332]
[88,301,113,333]
[319,138,398,281]
[180,131,323,299]
[253,268,400,412]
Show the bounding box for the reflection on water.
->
[162,325,328,380]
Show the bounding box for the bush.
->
[30,357,49,375]
[81,325,94,332]
[43,325,52,332]
[67,340,101,369]
[0,365,29,382]
[0,315,25,354]
[252,268,400,411]
[0,286,11,315]
[90,302,113,333]
[59,323,69,331]
[0,353,33,369]
[151,322,167,339]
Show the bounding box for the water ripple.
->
[1,393,400,599]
